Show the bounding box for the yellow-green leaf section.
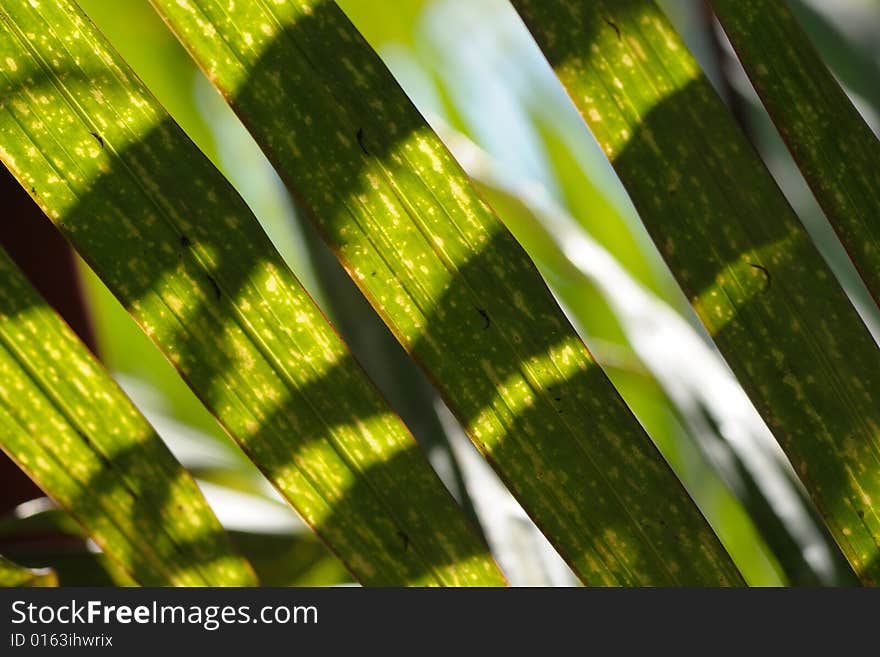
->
[0,554,57,587]
[0,0,503,586]
[510,0,880,583]
[709,0,880,306]
[0,248,254,585]
[150,0,743,585]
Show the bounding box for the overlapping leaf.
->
[0,0,503,586]
[511,0,880,582]
[150,0,743,584]
[0,248,254,585]
[443,126,846,585]
[710,0,880,305]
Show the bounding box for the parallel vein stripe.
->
[0,0,503,586]
[510,0,880,582]
[709,0,880,307]
[152,0,743,584]
[0,248,255,585]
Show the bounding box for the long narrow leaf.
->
[709,0,880,305]
[443,125,849,585]
[510,0,880,582]
[300,216,482,529]
[0,0,503,586]
[151,0,743,584]
[0,248,254,585]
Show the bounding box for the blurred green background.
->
[5,0,879,586]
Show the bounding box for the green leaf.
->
[709,0,880,306]
[229,530,350,587]
[8,552,133,586]
[0,0,502,586]
[510,0,880,582]
[150,0,743,584]
[0,507,346,586]
[0,249,252,585]
[300,212,483,530]
[0,554,57,587]
[0,509,136,586]
[787,0,880,118]
[442,126,834,586]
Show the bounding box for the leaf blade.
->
[150,0,743,584]
[510,0,880,582]
[0,248,255,585]
[0,0,502,586]
[709,0,880,306]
